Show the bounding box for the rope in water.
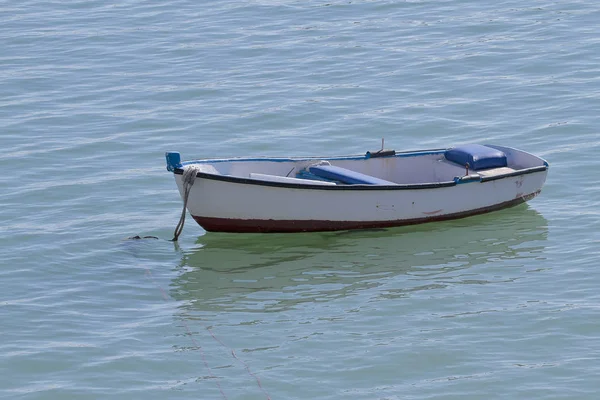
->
[145,267,271,399]
[144,268,229,399]
[172,165,202,241]
[207,327,272,400]
[167,166,271,397]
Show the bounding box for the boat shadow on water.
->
[170,205,548,312]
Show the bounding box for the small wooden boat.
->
[165,144,548,233]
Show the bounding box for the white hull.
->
[167,144,548,233]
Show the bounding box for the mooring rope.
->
[144,266,271,399]
[144,268,229,399]
[207,327,272,400]
[172,165,202,241]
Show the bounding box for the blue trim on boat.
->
[395,149,447,157]
[454,175,482,184]
[165,152,182,172]
[177,149,447,165]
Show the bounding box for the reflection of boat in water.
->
[171,205,548,312]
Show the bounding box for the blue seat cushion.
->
[445,144,507,170]
[308,165,396,185]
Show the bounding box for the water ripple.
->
[2,0,600,398]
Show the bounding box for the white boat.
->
[165,144,548,233]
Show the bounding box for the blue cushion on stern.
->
[445,144,507,170]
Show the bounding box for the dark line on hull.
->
[192,191,541,233]
[480,165,548,182]
[176,169,456,190]
[174,166,547,191]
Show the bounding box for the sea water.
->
[1,1,599,399]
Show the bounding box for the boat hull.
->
[174,168,547,233]
[192,191,539,233]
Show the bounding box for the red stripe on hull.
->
[192,191,540,233]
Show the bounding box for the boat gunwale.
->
[178,148,448,165]
[172,164,548,191]
[480,165,548,182]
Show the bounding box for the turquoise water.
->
[2,1,600,399]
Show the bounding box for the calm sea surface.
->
[2,1,600,399]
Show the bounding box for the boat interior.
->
[178,144,547,186]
